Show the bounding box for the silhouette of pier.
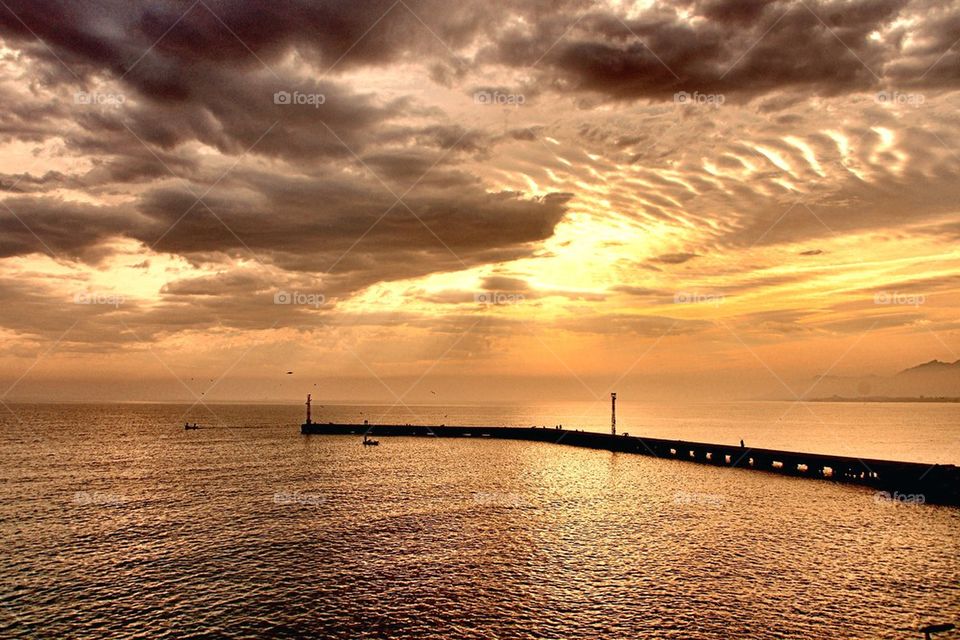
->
[301,422,960,506]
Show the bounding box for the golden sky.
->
[0,0,958,403]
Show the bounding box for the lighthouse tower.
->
[610,392,617,436]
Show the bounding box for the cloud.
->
[652,252,699,264]
[480,275,530,291]
[0,0,958,398]
[609,285,670,297]
[556,313,710,337]
[0,197,149,261]
[0,0,486,90]
[482,0,960,102]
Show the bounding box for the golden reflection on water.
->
[0,403,958,639]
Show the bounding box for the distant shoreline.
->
[807,396,960,403]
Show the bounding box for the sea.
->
[1,401,958,639]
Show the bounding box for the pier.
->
[301,420,960,506]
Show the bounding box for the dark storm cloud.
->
[0,148,571,307]
[0,0,582,101]
[699,0,779,24]
[0,171,81,194]
[1,0,958,350]
[0,0,480,91]
[0,0,511,196]
[68,69,404,163]
[4,0,957,114]
[0,0,578,323]
[135,174,569,253]
[0,197,149,260]
[113,167,571,304]
[483,0,960,100]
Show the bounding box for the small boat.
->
[362,435,379,446]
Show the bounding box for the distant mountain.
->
[899,359,960,374]
[807,358,960,401]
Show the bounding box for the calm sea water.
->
[1,401,958,639]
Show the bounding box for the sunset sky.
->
[0,0,958,404]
